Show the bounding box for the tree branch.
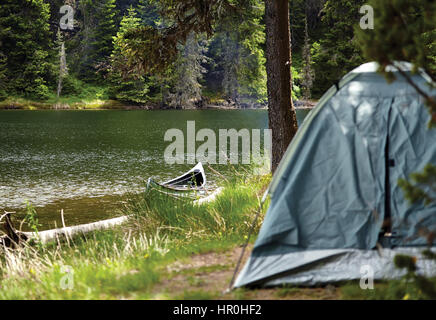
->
[395,64,436,117]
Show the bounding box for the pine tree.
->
[235,2,267,105]
[221,31,241,104]
[290,0,326,52]
[78,0,118,82]
[0,52,7,100]
[206,1,267,106]
[312,0,365,96]
[137,0,160,27]
[0,0,54,100]
[166,33,208,109]
[109,7,150,103]
[92,0,118,66]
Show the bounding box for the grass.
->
[0,96,125,110]
[0,172,271,299]
[126,176,269,239]
[340,277,436,300]
[275,285,302,298]
[0,83,125,110]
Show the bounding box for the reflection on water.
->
[0,109,309,229]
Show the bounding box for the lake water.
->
[0,109,309,229]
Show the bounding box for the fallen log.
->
[1,211,128,246]
[1,187,224,246]
[22,215,129,244]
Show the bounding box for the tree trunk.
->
[265,0,298,173]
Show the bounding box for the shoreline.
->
[0,98,316,111]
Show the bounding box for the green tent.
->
[234,62,436,287]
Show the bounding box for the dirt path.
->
[150,245,341,300]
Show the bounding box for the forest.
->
[0,0,375,109]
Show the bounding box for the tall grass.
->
[0,172,270,299]
[125,174,269,240]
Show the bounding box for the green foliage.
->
[312,0,365,96]
[205,1,267,105]
[61,76,85,96]
[56,76,109,102]
[233,2,267,104]
[126,174,270,238]
[109,7,151,104]
[120,1,262,77]
[24,202,41,234]
[164,33,209,108]
[0,53,8,100]
[93,0,119,66]
[0,0,268,107]
[137,0,160,27]
[290,0,326,53]
[292,66,302,101]
[77,0,119,82]
[301,17,315,99]
[394,254,417,273]
[0,0,54,100]
[393,253,436,299]
[356,0,436,77]
[398,164,436,206]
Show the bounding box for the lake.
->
[0,109,309,230]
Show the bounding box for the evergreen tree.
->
[0,52,7,100]
[92,0,118,66]
[290,0,326,53]
[109,7,151,103]
[236,3,267,105]
[137,0,160,27]
[78,0,118,82]
[211,31,241,104]
[206,1,267,106]
[166,33,208,109]
[312,0,365,96]
[0,0,54,100]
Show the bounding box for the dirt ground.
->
[150,245,341,300]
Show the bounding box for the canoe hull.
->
[145,162,207,199]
